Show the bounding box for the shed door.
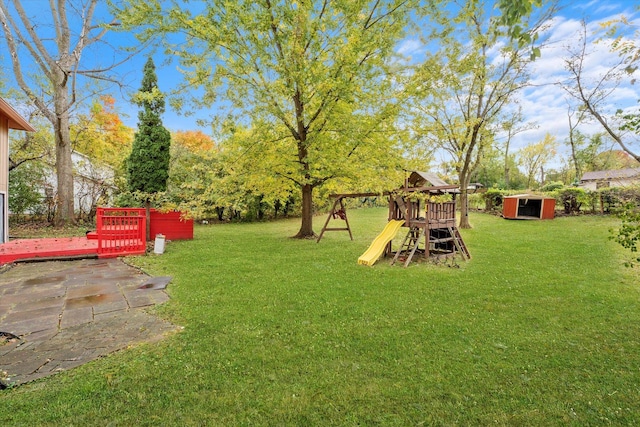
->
[503,198,518,218]
[542,198,556,219]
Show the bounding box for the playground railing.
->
[427,202,456,226]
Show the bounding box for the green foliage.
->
[610,202,640,266]
[599,186,640,213]
[470,146,528,190]
[8,163,45,218]
[162,136,300,222]
[518,133,558,189]
[8,116,53,173]
[554,187,588,214]
[620,110,640,134]
[567,132,632,176]
[114,0,413,236]
[409,0,552,228]
[496,0,544,57]
[126,57,171,195]
[480,188,505,211]
[540,181,564,192]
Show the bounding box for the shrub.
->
[554,188,589,214]
[9,164,45,220]
[599,187,640,213]
[481,188,504,211]
[540,181,564,192]
[611,203,640,266]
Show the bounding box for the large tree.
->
[563,20,640,163]
[72,95,134,169]
[408,0,554,228]
[126,57,171,239]
[114,0,414,238]
[0,0,134,225]
[518,132,557,188]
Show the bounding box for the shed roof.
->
[0,97,36,132]
[504,194,555,200]
[580,168,640,182]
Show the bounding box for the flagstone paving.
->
[0,258,178,387]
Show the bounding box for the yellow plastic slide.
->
[357,220,405,266]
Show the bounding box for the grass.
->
[1,209,639,425]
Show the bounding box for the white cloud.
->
[397,38,423,57]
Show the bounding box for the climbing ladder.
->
[392,226,422,267]
[427,226,470,260]
[449,227,471,260]
[448,227,470,260]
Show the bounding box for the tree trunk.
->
[458,188,471,229]
[53,89,75,226]
[295,183,315,238]
[504,140,510,189]
[567,113,581,181]
[458,172,472,229]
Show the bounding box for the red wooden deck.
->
[0,208,185,265]
[0,235,147,265]
[0,237,99,264]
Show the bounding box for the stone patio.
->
[0,258,179,387]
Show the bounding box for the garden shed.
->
[0,98,35,243]
[503,194,555,220]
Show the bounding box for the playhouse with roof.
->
[317,171,471,267]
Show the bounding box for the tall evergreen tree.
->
[127,57,171,239]
[127,57,171,194]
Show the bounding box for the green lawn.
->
[2,209,639,426]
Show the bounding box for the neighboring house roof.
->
[581,168,640,182]
[0,97,36,132]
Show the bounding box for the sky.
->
[3,0,640,172]
[393,0,640,169]
[509,0,640,165]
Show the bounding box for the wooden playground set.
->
[317,171,471,267]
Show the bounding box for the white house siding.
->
[40,151,115,217]
[580,169,640,191]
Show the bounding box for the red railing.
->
[97,207,146,217]
[96,208,146,257]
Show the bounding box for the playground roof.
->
[408,171,448,187]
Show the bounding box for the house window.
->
[596,181,610,189]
